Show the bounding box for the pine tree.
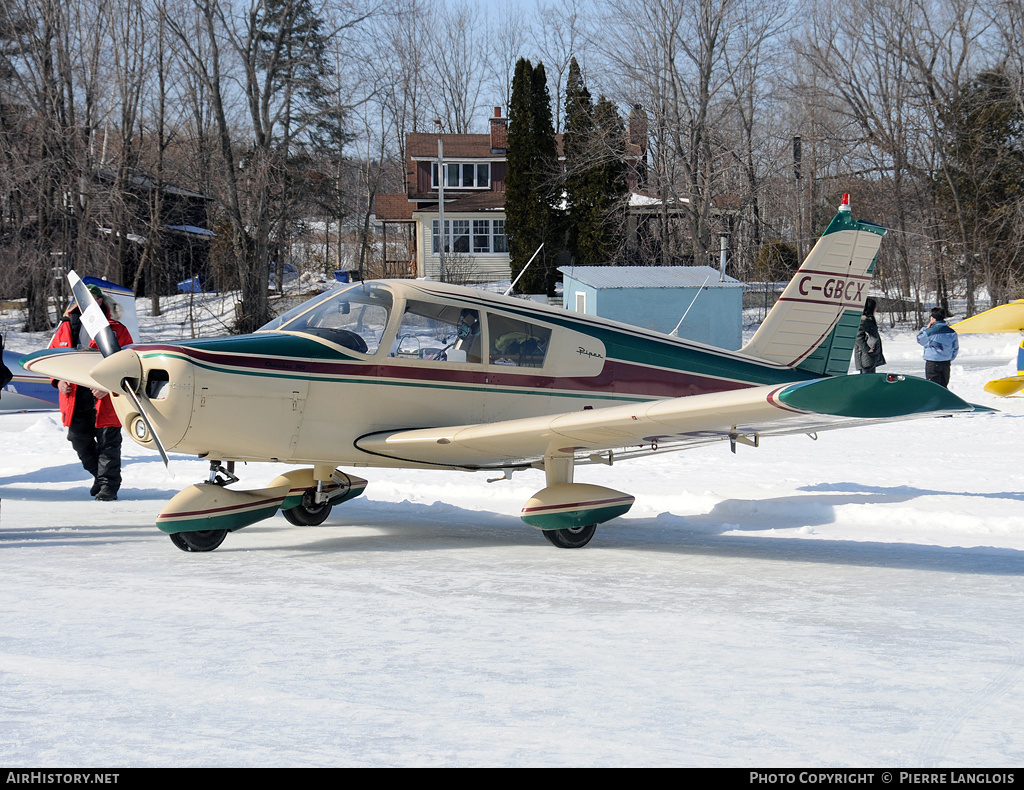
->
[940,68,1024,309]
[562,60,628,266]
[588,96,628,262]
[563,57,595,264]
[505,58,561,294]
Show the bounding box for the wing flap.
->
[356,374,978,468]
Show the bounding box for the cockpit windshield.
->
[259,282,393,354]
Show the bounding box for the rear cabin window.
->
[390,300,483,363]
[488,314,551,368]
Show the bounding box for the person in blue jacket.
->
[917,307,959,388]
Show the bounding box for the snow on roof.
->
[558,265,743,289]
[628,192,690,208]
[167,225,215,236]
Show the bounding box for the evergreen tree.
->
[563,57,595,263]
[505,58,561,294]
[588,96,628,263]
[940,68,1024,308]
[562,59,628,266]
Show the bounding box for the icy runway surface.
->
[1,310,1023,766]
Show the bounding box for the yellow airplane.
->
[952,300,1024,397]
[23,195,981,552]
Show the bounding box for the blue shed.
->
[559,265,745,349]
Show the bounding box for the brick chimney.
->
[489,107,507,153]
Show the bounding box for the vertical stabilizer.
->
[741,195,886,375]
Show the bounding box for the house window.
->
[473,220,490,253]
[493,219,507,253]
[434,219,508,255]
[451,220,469,252]
[431,219,469,253]
[575,291,586,313]
[431,161,491,189]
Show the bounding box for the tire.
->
[169,529,228,552]
[281,491,333,526]
[542,523,597,549]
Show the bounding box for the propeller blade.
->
[68,271,121,357]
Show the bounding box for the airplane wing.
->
[952,300,1024,333]
[355,374,982,469]
[20,348,106,390]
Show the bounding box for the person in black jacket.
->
[854,297,886,374]
[0,334,12,392]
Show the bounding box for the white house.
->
[375,109,514,283]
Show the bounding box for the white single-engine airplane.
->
[24,196,981,552]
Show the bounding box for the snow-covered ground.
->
[2,292,1023,767]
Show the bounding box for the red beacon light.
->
[839,193,851,212]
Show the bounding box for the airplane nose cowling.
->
[108,349,196,452]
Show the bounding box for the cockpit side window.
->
[266,283,392,354]
[390,300,482,363]
[488,314,551,368]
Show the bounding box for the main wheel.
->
[281,491,333,526]
[542,523,597,549]
[169,529,228,552]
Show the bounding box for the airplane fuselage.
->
[112,279,818,469]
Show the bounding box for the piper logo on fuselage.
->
[795,273,866,305]
[577,346,604,359]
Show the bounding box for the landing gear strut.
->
[281,490,333,526]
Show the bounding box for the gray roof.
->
[558,265,743,289]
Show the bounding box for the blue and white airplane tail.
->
[1,277,138,413]
[741,195,886,376]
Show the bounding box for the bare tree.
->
[485,3,532,114]
[535,0,590,132]
[424,1,486,133]
[797,0,995,316]
[598,0,786,267]
[0,0,110,329]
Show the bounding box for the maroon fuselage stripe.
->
[138,344,755,399]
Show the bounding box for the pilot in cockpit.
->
[449,308,481,363]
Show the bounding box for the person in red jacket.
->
[48,285,134,501]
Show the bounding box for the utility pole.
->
[436,121,446,283]
[793,135,803,262]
